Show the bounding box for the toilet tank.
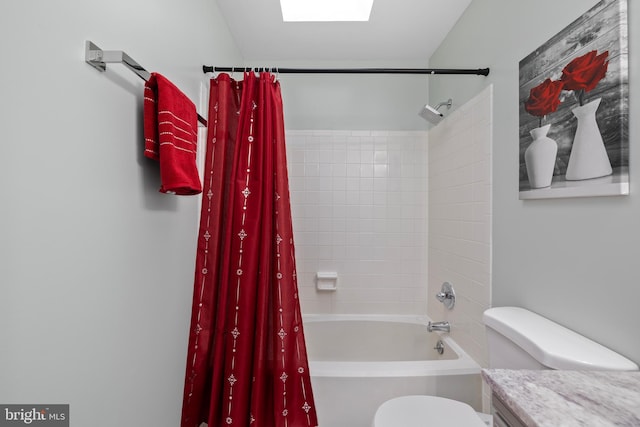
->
[483,307,639,371]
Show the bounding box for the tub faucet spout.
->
[427,321,450,333]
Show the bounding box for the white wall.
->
[0,1,241,426]
[287,130,428,314]
[427,86,493,367]
[430,0,640,364]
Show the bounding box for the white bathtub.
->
[303,314,482,427]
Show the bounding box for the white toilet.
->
[372,306,639,427]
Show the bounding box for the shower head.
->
[419,98,452,124]
[419,105,444,124]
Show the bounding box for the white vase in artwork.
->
[565,97,612,181]
[525,124,557,189]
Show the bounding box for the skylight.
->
[280,0,374,22]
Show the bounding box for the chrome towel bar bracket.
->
[85,40,151,80]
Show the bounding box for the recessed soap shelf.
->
[316,272,338,291]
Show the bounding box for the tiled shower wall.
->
[427,85,493,368]
[286,130,428,314]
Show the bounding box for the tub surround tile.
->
[288,130,427,315]
[482,369,640,427]
[428,85,493,368]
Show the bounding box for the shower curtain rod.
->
[203,66,490,76]
[85,41,207,126]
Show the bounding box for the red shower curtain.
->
[181,72,318,427]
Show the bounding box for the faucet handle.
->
[436,292,448,302]
[435,282,455,310]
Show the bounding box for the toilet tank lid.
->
[483,307,639,371]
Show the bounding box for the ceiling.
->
[215,0,473,62]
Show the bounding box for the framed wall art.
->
[518,0,628,199]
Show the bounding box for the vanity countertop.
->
[482,369,640,427]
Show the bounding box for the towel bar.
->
[85,40,207,126]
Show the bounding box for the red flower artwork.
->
[561,50,609,104]
[561,50,609,91]
[524,78,564,119]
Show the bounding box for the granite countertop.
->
[482,369,640,427]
